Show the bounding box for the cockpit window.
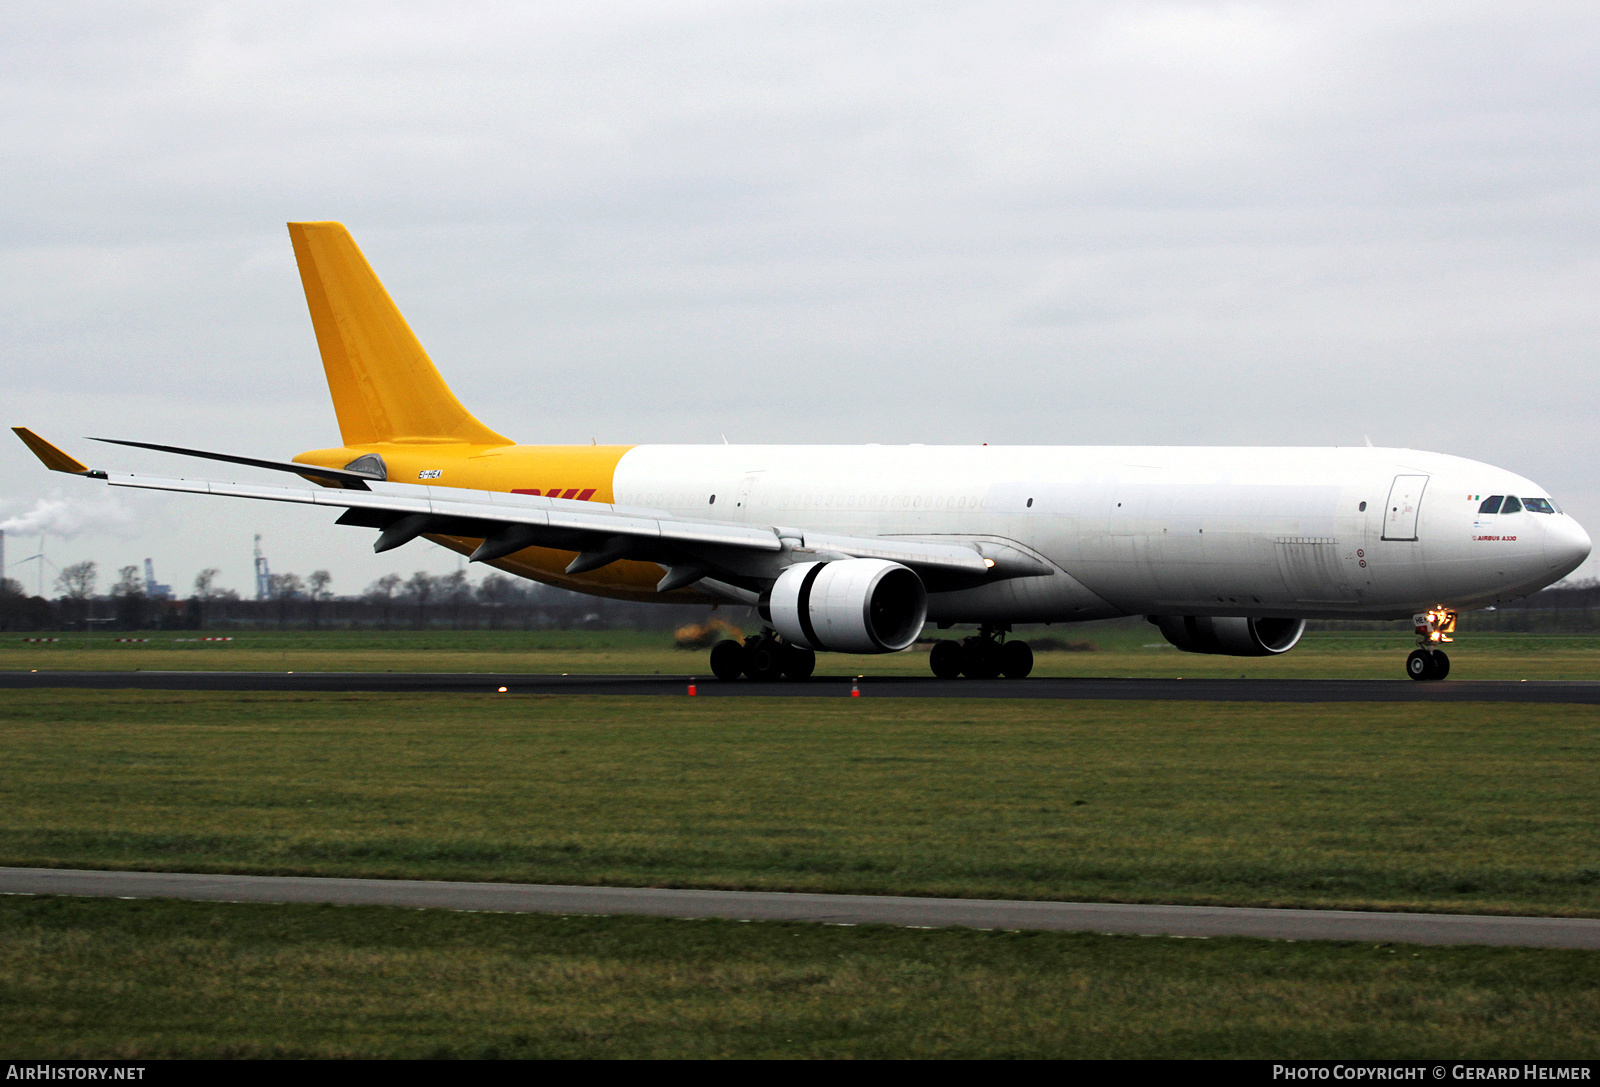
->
[1478,496,1504,515]
[1502,496,1523,514]
[1523,497,1556,514]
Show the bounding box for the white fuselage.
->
[613,445,1591,623]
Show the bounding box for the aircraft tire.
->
[1406,650,1435,681]
[962,637,1002,680]
[710,639,745,681]
[1001,640,1034,679]
[744,638,786,681]
[929,640,963,679]
[1433,650,1450,680]
[783,646,816,680]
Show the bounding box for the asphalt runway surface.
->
[3,867,1596,949]
[4,670,1600,701]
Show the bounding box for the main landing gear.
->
[1406,607,1456,682]
[928,625,1034,680]
[709,633,816,682]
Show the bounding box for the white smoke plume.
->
[0,489,136,538]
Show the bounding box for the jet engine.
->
[1151,615,1305,656]
[766,559,927,653]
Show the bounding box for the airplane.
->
[14,221,1592,682]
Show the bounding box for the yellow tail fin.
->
[288,222,512,447]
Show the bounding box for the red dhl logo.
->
[512,487,597,501]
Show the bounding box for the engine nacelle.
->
[767,559,927,653]
[1151,615,1306,656]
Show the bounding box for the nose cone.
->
[1543,515,1592,578]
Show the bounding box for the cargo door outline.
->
[1275,537,1358,602]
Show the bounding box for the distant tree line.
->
[0,562,713,632]
[4,563,1599,633]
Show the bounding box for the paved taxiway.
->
[3,867,1597,949]
[3,670,1599,701]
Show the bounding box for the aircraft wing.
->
[97,471,994,592]
[13,428,1022,595]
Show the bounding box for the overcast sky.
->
[3,0,1596,599]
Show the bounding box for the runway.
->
[3,867,1596,949]
[4,670,1600,701]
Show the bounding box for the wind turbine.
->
[9,533,52,597]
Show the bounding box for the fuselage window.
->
[1359,501,1367,511]
[709,495,716,504]
[1523,497,1556,514]
[1027,498,1034,508]
[1502,496,1523,514]
[1478,496,1504,515]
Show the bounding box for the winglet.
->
[12,428,91,474]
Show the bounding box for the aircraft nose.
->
[1544,515,1592,576]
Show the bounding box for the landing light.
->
[1415,607,1456,645]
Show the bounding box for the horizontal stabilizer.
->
[90,438,377,489]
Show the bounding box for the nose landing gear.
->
[928,625,1034,679]
[1405,608,1456,682]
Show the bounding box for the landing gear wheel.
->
[962,637,1003,680]
[1000,640,1034,679]
[1406,650,1439,682]
[1433,650,1450,680]
[710,639,744,681]
[929,639,963,679]
[782,645,816,680]
[743,638,786,681]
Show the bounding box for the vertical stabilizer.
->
[288,222,512,447]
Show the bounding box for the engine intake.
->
[767,559,927,653]
[1151,615,1306,657]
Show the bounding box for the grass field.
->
[3,691,1597,916]
[6,625,1600,680]
[5,895,1597,1059]
[3,637,1597,1058]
